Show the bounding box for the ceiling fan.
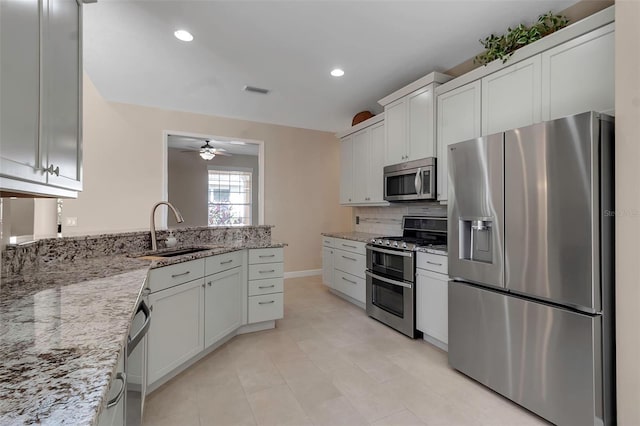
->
[181,140,232,160]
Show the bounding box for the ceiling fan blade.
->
[214,151,232,156]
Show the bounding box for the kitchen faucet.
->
[150,201,184,251]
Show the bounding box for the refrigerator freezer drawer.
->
[449,281,606,426]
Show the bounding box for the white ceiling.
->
[167,134,260,156]
[83,0,576,132]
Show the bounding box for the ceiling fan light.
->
[199,150,215,160]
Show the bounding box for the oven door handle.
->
[366,246,414,258]
[365,271,412,289]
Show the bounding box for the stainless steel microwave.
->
[383,157,436,202]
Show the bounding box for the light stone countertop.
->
[321,231,383,244]
[0,242,285,425]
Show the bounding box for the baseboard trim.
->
[284,269,321,279]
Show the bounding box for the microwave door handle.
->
[415,168,422,195]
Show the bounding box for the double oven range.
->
[365,216,447,338]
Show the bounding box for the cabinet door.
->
[42,0,82,190]
[351,129,370,204]
[407,87,435,160]
[147,279,204,385]
[384,98,407,166]
[416,271,448,345]
[368,122,387,203]
[542,23,615,121]
[322,246,334,288]
[0,0,47,184]
[204,267,242,348]
[340,136,354,204]
[482,55,542,135]
[436,81,481,202]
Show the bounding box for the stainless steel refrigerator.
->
[447,111,615,426]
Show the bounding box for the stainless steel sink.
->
[149,247,212,258]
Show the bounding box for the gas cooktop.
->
[367,215,448,252]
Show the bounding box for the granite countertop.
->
[0,241,285,425]
[416,246,448,255]
[321,231,382,244]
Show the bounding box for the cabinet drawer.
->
[334,238,367,256]
[416,252,448,275]
[205,250,244,276]
[249,248,284,264]
[334,249,366,279]
[333,270,365,304]
[248,293,284,323]
[249,263,284,280]
[148,259,205,293]
[249,278,284,296]
[322,237,334,248]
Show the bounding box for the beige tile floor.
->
[143,276,548,426]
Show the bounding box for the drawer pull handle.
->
[259,254,276,258]
[426,261,443,266]
[258,285,275,289]
[342,244,357,249]
[259,269,276,273]
[259,300,275,305]
[342,255,357,261]
[220,260,233,265]
[342,277,357,284]
[171,271,190,278]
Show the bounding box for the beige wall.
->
[167,149,259,227]
[62,76,353,272]
[614,1,640,423]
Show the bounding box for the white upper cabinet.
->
[384,99,407,165]
[0,0,46,186]
[42,0,82,191]
[379,72,452,167]
[407,87,436,159]
[368,122,386,203]
[481,55,542,135]
[541,22,615,120]
[436,81,482,202]
[339,135,354,204]
[435,7,614,203]
[337,115,388,206]
[351,130,370,204]
[0,0,82,197]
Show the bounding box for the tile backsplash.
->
[353,204,447,236]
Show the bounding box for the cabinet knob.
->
[207,281,212,286]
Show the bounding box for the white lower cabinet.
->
[204,267,243,348]
[416,252,448,350]
[248,293,284,323]
[322,246,334,288]
[147,278,205,385]
[321,237,366,305]
[247,248,284,324]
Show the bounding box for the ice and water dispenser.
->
[459,218,494,264]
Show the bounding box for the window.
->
[208,168,252,226]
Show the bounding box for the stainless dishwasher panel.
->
[448,281,604,426]
[448,133,505,289]
[127,297,150,426]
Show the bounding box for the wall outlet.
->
[355,216,360,225]
[65,217,78,227]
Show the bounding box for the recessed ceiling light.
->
[174,30,194,42]
[330,68,345,77]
